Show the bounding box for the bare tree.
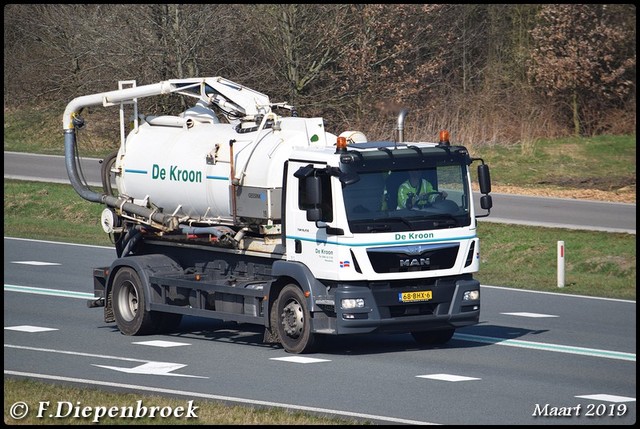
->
[4,5,113,105]
[3,4,636,142]
[236,4,353,112]
[528,4,636,136]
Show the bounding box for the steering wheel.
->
[425,191,446,203]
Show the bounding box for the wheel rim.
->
[117,280,138,322]
[280,299,304,338]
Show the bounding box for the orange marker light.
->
[439,129,450,143]
[335,136,347,153]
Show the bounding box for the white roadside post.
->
[557,241,565,288]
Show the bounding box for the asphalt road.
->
[4,151,636,234]
[4,237,636,425]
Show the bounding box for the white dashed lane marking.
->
[4,325,59,333]
[416,373,481,382]
[92,362,207,378]
[575,394,636,403]
[132,340,191,348]
[270,356,331,364]
[500,312,559,318]
[11,261,61,266]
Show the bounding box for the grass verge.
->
[4,378,368,425]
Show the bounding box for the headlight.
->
[463,290,480,301]
[341,298,365,309]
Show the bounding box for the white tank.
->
[115,115,335,224]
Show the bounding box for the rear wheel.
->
[112,267,155,335]
[155,313,183,333]
[112,267,183,335]
[411,328,455,346]
[275,284,320,354]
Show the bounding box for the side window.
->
[344,171,385,214]
[436,165,467,210]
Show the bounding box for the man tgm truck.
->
[63,77,492,353]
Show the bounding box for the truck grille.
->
[367,243,459,274]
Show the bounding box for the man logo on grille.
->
[400,258,430,267]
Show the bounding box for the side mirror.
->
[478,164,491,195]
[304,176,322,205]
[302,176,323,221]
[474,162,492,218]
[480,195,493,210]
[307,207,322,222]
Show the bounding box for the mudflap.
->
[263,299,281,344]
[263,326,280,344]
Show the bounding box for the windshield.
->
[341,152,471,233]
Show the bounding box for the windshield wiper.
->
[419,213,459,227]
[433,218,457,227]
[383,217,416,229]
[366,223,391,232]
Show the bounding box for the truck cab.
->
[283,138,491,348]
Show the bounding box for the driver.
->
[397,170,445,209]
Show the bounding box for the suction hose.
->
[64,130,178,231]
[63,81,180,231]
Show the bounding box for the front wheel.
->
[275,284,320,354]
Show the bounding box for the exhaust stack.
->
[396,109,409,143]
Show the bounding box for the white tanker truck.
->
[64,77,492,353]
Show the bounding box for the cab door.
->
[284,160,344,280]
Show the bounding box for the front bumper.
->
[312,277,480,335]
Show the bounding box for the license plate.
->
[399,291,433,302]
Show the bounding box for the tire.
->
[275,284,320,354]
[112,267,155,335]
[155,312,183,333]
[411,328,455,346]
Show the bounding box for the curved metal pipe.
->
[236,111,276,184]
[64,130,178,230]
[62,81,175,131]
[179,225,227,238]
[120,226,143,257]
[145,115,194,128]
[64,130,102,203]
[396,109,409,143]
[397,109,409,143]
[63,80,185,230]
